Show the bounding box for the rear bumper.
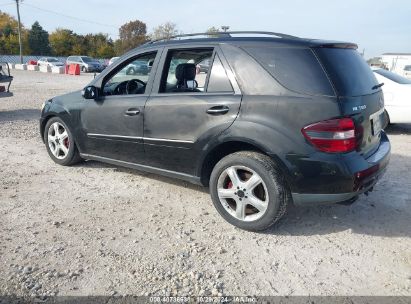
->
[291,131,390,206]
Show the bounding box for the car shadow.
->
[0,109,40,122]
[385,123,411,135]
[0,92,13,98]
[79,151,411,238]
[265,152,411,238]
[78,160,208,193]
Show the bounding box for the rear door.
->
[315,47,386,157]
[143,45,242,175]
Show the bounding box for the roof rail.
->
[146,31,300,45]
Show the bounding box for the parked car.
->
[125,60,149,75]
[37,57,64,67]
[109,57,120,65]
[403,65,411,79]
[40,32,390,231]
[373,68,411,123]
[66,56,104,73]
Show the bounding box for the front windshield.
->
[374,69,411,84]
[48,58,58,62]
[81,57,94,63]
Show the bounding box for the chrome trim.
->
[143,137,194,144]
[87,133,143,140]
[86,133,194,144]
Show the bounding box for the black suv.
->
[40,32,390,231]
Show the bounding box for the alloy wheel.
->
[47,122,70,160]
[216,165,269,222]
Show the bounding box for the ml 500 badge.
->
[352,105,367,111]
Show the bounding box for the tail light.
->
[302,118,358,153]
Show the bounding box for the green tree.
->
[49,28,76,56]
[206,26,220,37]
[117,20,147,54]
[150,22,178,41]
[28,21,51,55]
[0,10,30,55]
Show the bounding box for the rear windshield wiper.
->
[372,83,384,90]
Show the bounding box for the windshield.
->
[374,69,411,84]
[48,58,59,62]
[81,57,94,63]
[315,48,378,96]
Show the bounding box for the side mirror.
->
[82,85,99,100]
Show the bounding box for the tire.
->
[209,151,290,231]
[81,66,86,73]
[126,67,136,75]
[43,117,82,166]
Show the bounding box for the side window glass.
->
[159,48,213,93]
[103,52,157,96]
[207,54,233,93]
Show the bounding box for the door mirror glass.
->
[82,85,99,99]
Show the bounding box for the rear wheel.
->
[81,66,86,73]
[210,151,290,231]
[44,117,82,166]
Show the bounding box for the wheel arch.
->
[198,139,292,188]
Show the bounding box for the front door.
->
[144,46,242,175]
[80,51,159,163]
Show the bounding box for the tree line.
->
[0,10,222,59]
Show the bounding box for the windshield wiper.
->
[372,83,384,90]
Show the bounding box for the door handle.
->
[124,108,140,116]
[206,105,229,115]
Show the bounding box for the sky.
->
[0,0,410,58]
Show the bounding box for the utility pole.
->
[15,0,23,64]
[221,26,230,32]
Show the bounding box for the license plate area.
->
[370,109,384,136]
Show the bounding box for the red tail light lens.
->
[302,118,357,153]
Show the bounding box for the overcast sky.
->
[1,0,410,58]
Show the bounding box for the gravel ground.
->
[0,70,410,299]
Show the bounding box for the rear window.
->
[315,48,378,97]
[243,47,335,96]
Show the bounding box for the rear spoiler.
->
[308,40,358,49]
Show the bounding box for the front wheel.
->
[209,151,290,231]
[44,117,82,166]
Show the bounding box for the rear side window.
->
[207,54,233,93]
[315,48,379,97]
[243,47,334,96]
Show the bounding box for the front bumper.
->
[291,131,390,206]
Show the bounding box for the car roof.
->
[135,32,357,52]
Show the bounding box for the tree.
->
[0,10,18,36]
[28,21,51,55]
[206,26,221,37]
[150,22,178,41]
[49,28,76,56]
[117,20,147,54]
[0,10,30,55]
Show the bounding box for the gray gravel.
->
[0,70,410,298]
